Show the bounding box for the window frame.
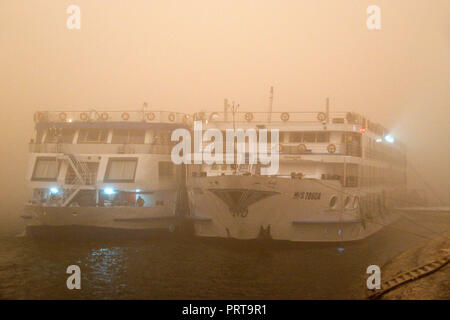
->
[103,157,138,183]
[111,129,146,144]
[31,156,60,181]
[77,129,108,144]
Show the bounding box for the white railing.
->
[194,111,350,124]
[34,110,190,124]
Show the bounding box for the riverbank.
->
[371,229,450,299]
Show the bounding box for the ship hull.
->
[187,175,399,242]
[22,205,188,239]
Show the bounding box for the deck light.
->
[104,187,115,195]
[376,138,382,142]
[384,134,394,143]
[49,187,60,194]
[135,189,141,193]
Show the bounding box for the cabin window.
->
[151,131,171,145]
[159,161,174,178]
[36,129,45,143]
[44,128,60,143]
[316,132,329,143]
[32,157,59,181]
[303,132,316,143]
[344,196,352,208]
[111,129,145,144]
[289,132,303,143]
[104,158,138,182]
[78,129,108,143]
[44,128,75,143]
[329,196,338,209]
[60,129,76,143]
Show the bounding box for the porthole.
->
[329,196,338,209]
[353,196,360,209]
[344,196,352,209]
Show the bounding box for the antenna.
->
[229,101,240,174]
[224,99,229,121]
[268,86,274,123]
[142,102,148,121]
[231,101,239,131]
[325,97,330,124]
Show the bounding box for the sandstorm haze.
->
[0,0,448,224]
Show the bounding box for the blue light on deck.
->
[384,134,394,143]
[103,187,115,195]
[49,187,60,194]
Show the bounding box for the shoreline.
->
[367,229,450,299]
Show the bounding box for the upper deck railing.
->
[34,110,190,124]
[194,111,350,124]
[33,109,393,141]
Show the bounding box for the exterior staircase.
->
[59,153,93,206]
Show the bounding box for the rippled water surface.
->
[0,212,448,299]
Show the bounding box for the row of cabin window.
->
[214,131,331,143]
[42,129,173,144]
[282,131,330,143]
[31,157,175,182]
[43,129,338,145]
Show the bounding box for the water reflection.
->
[0,212,448,299]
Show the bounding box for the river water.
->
[0,211,448,299]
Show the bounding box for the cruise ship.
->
[186,105,407,242]
[22,110,191,238]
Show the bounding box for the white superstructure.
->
[186,109,407,242]
[23,110,191,237]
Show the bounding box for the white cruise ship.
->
[186,107,408,242]
[22,110,191,238]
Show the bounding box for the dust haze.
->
[0,0,448,230]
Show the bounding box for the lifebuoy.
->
[245,112,254,122]
[59,112,67,121]
[209,112,220,121]
[281,112,290,122]
[100,112,109,121]
[327,143,336,153]
[80,112,88,121]
[168,113,176,122]
[297,144,307,153]
[146,112,155,121]
[317,112,327,122]
[121,112,130,121]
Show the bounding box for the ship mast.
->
[267,86,274,123]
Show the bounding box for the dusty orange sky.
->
[0,0,449,216]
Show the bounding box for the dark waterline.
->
[0,212,448,299]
